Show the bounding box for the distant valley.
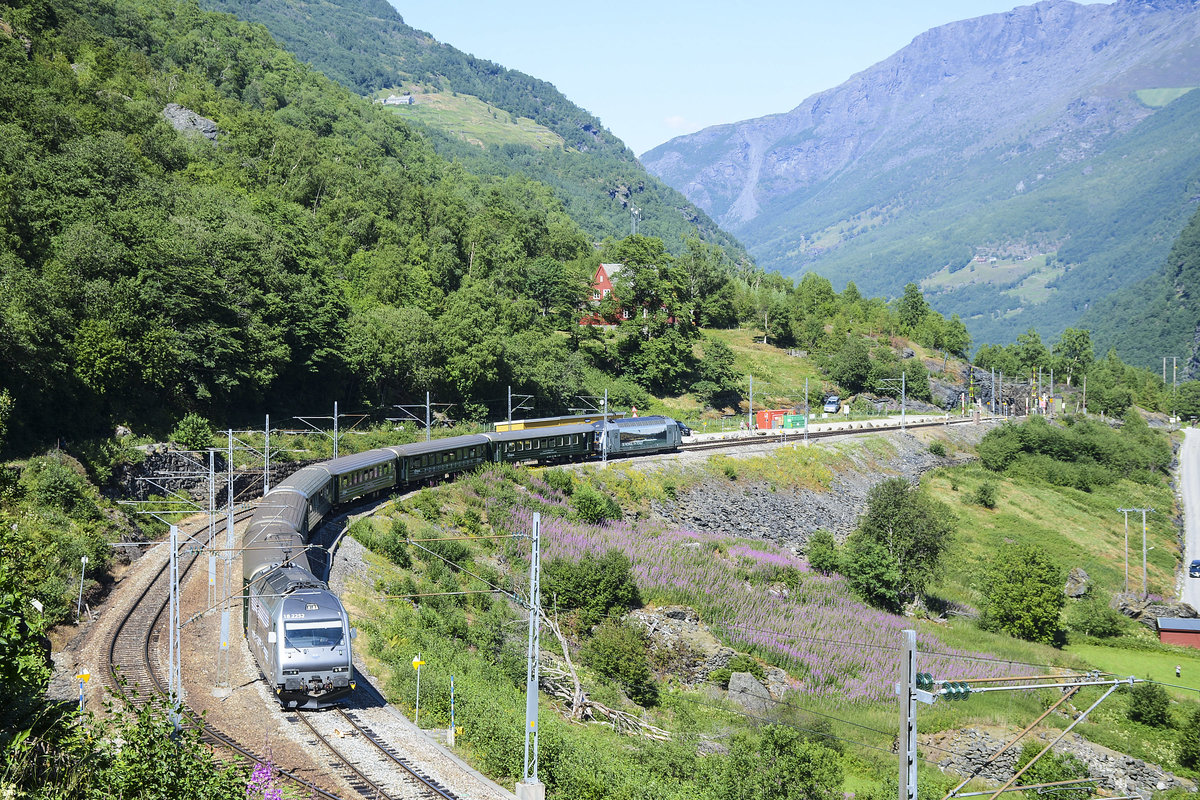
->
[641,0,1200,362]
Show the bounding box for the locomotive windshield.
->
[284,621,344,648]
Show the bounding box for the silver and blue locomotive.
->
[241,415,686,708]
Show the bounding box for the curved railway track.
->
[103,508,342,800]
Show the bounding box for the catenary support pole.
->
[426,391,431,443]
[521,513,543,795]
[263,414,270,495]
[899,629,917,800]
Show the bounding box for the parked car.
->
[823,396,840,413]
[1190,559,1200,578]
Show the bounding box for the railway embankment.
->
[651,424,991,550]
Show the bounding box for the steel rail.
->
[333,708,462,800]
[292,711,399,800]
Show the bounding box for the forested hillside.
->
[196,0,745,259]
[1080,203,1200,378]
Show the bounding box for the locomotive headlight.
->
[332,666,349,673]
[282,669,300,676]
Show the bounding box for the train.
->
[241,415,686,709]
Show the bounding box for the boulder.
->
[728,672,771,714]
[1064,567,1090,598]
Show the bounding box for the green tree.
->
[1127,681,1172,727]
[806,529,839,576]
[171,412,214,452]
[896,283,930,332]
[542,549,641,629]
[943,314,971,358]
[841,478,953,610]
[719,725,843,800]
[1012,328,1051,372]
[1052,328,1094,384]
[827,336,872,394]
[980,544,1064,644]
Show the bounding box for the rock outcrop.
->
[924,727,1195,799]
[162,103,219,143]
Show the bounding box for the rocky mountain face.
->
[643,0,1200,350]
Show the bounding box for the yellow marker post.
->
[413,653,425,727]
[76,669,90,713]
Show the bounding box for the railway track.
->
[103,507,344,800]
[291,707,462,800]
[677,415,983,453]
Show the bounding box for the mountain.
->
[642,0,1200,356]
[196,0,747,260]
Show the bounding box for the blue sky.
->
[388,1,1103,156]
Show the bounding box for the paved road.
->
[1181,429,1200,610]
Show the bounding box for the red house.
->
[580,263,630,325]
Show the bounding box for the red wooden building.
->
[1157,617,1200,648]
[580,263,628,325]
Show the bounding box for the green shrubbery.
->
[582,620,658,706]
[978,414,1171,491]
[805,529,839,576]
[1127,681,1172,728]
[542,549,641,629]
[570,483,622,524]
[980,545,1064,645]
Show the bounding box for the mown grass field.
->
[377,87,563,150]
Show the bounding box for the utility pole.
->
[804,377,809,446]
[295,403,367,457]
[518,513,544,800]
[748,374,754,432]
[507,386,534,427]
[1118,508,1132,594]
[877,374,907,432]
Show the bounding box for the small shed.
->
[1157,617,1200,648]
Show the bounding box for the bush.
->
[806,529,839,576]
[170,412,213,452]
[1014,742,1089,800]
[570,483,622,524]
[928,441,947,457]
[972,481,997,509]
[582,620,657,706]
[543,549,640,629]
[1062,594,1124,638]
[1127,681,1172,727]
[542,468,574,496]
